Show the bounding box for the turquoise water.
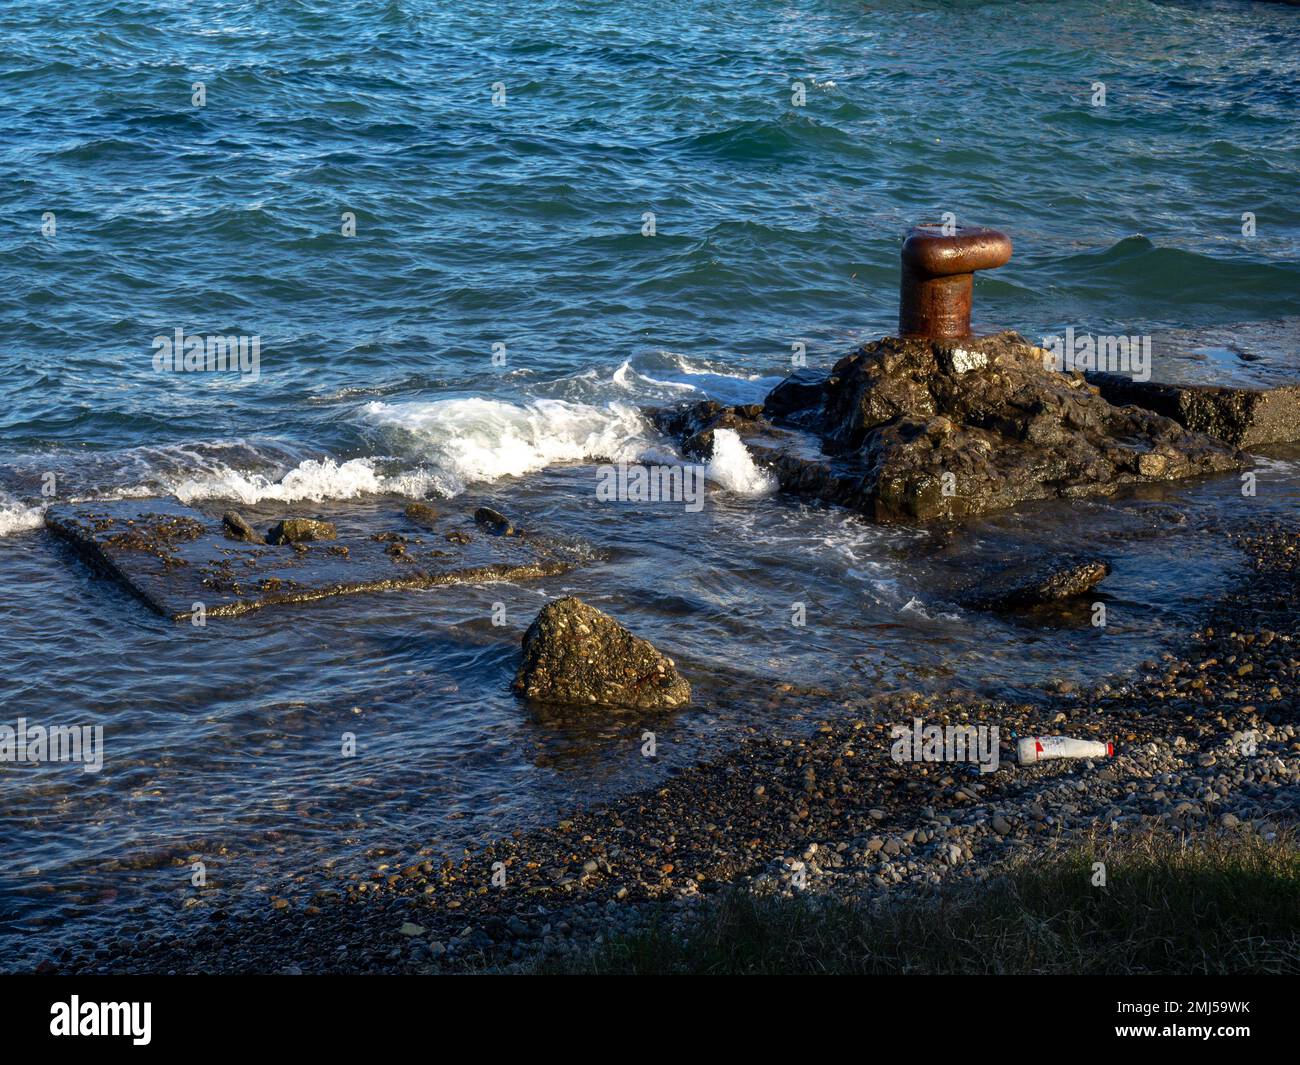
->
[1,0,1298,966]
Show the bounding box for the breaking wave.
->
[361,396,651,494]
[0,493,45,536]
[0,359,792,533]
[171,457,420,506]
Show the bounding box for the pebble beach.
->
[49,524,1297,975]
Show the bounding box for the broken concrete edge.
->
[176,560,575,620]
[1086,372,1300,448]
[45,509,177,619]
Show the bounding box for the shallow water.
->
[1,0,1298,965]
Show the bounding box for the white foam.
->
[900,596,962,623]
[0,494,45,536]
[705,428,777,496]
[0,458,451,535]
[610,360,697,393]
[1253,455,1300,475]
[665,354,764,381]
[549,353,779,407]
[362,397,649,493]
[0,482,189,538]
[171,458,387,505]
[655,354,784,407]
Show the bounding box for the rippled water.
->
[2,0,1298,965]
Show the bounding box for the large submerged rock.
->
[46,499,578,620]
[962,557,1111,611]
[655,332,1247,523]
[513,597,691,710]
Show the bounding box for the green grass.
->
[535,832,1300,975]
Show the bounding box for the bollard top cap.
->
[902,224,1012,278]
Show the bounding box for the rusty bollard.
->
[899,223,1012,340]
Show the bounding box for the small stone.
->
[267,518,336,545]
[474,506,514,535]
[399,922,426,937]
[404,502,440,528]
[1137,452,1168,477]
[221,511,264,544]
[944,347,989,375]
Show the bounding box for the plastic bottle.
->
[1017,735,1113,765]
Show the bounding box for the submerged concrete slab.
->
[45,498,578,620]
[1087,372,1300,448]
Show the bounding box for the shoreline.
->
[48,521,1298,975]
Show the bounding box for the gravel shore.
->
[53,524,1298,975]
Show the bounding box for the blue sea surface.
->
[0,0,1297,967]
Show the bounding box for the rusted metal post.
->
[899,224,1012,340]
